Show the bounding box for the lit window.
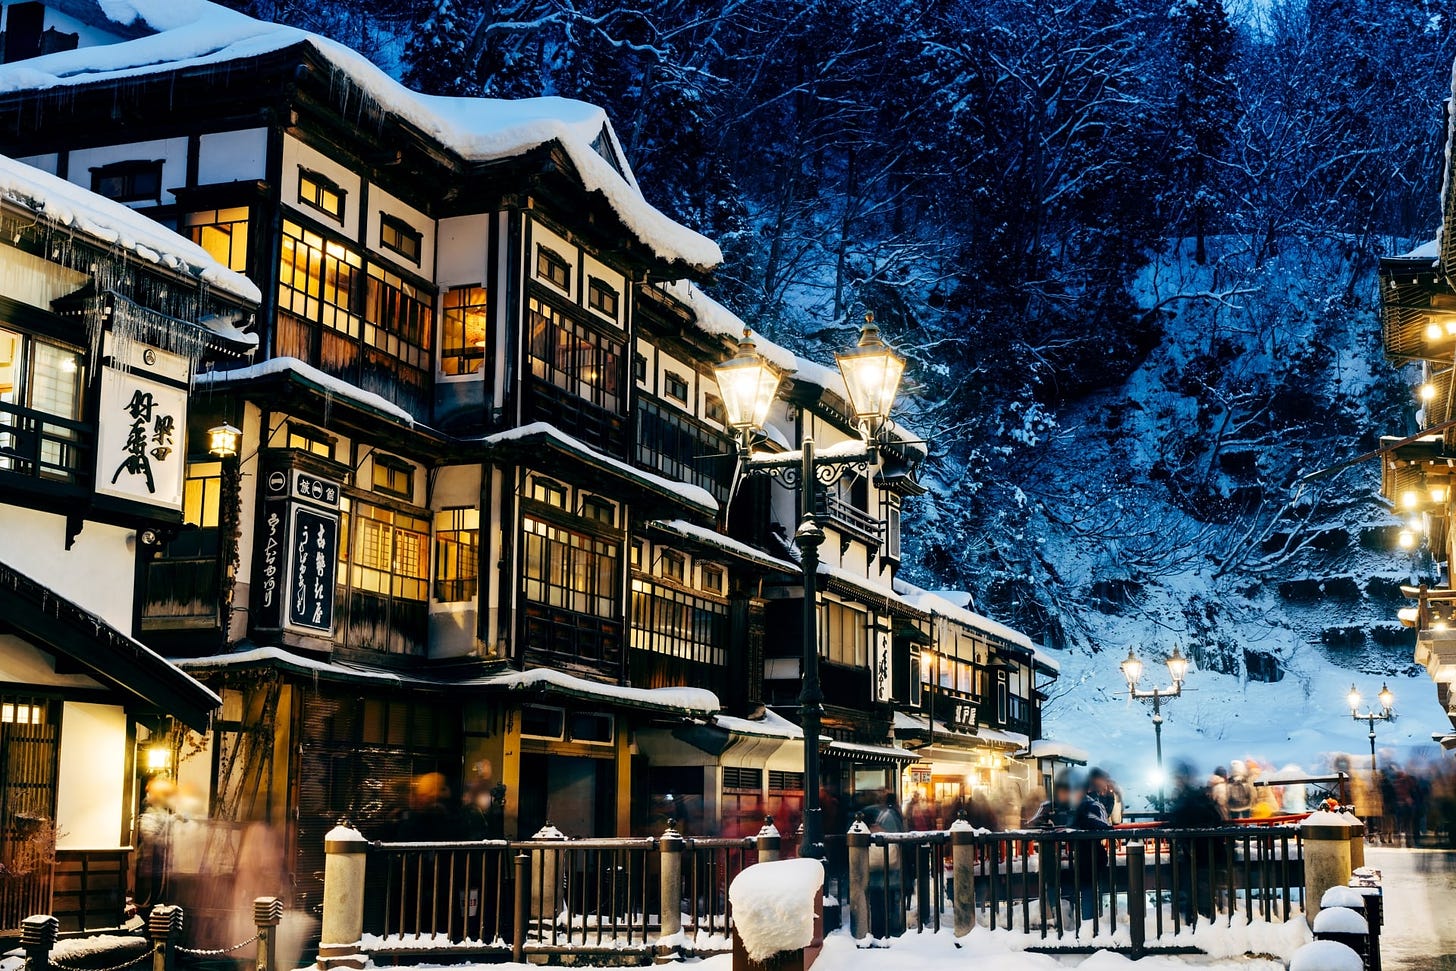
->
[587,278,618,319]
[661,549,685,583]
[350,502,429,602]
[91,160,163,203]
[536,247,571,291]
[434,507,479,603]
[819,600,868,667]
[186,207,250,272]
[702,565,725,595]
[285,423,334,459]
[0,326,83,482]
[580,495,616,526]
[182,461,223,529]
[521,515,619,618]
[298,168,345,221]
[664,371,689,402]
[526,297,623,412]
[372,454,413,500]
[530,476,568,508]
[441,285,488,376]
[380,213,422,264]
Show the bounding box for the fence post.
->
[847,813,871,942]
[318,824,369,969]
[529,822,567,930]
[253,896,283,971]
[512,852,529,963]
[1126,841,1146,957]
[1345,814,1365,870]
[21,914,58,971]
[756,817,781,864]
[1301,815,1354,927]
[950,816,976,938]
[659,820,684,947]
[148,905,183,971]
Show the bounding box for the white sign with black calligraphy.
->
[93,343,189,511]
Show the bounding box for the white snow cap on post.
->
[728,858,823,963]
[1312,907,1367,935]
[1289,940,1364,971]
[1319,885,1366,910]
[324,824,365,843]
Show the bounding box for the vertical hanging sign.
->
[283,469,340,636]
[94,340,189,511]
[253,469,290,631]
[872,627,893,702]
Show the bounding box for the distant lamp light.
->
[1432,485,1448,504]
[1378,683,1395,713]
[712,329,781,434]
[835,313,906,430]
[144,743,172,774]
[1445,318,1456,336]
[1420,383,1439,403]
[1166,646,1190,684]
[1402,489,1421,510]
[1120,647,1144,689]
[1347,684,1361,714]
[1398,529,1417,549]
[1429,322,1445,340]
[207,422,242,458]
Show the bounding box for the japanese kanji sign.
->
[94,342,188,510]
[287,505,338,633]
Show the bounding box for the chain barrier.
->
[50,946,158,971]
[174,934,259,958]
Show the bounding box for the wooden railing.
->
[0,400,90,492]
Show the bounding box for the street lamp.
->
[1347,683,1396,773]
[1120,646,1189,812]
[714,313,904,860]
[206,422,242,459]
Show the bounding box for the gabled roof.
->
[0,556,219,729]
[0,1,721,271]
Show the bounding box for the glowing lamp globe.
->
[1166,646,1190,684]
[1398,529,1417,549]
[1120,648,1144,689]
[207,422,242,458]
[713,330,781,433]
[1347,684,1361,713]
[835,314,905,428]
[1421,383,1438,403]
[1378,684,1394,712]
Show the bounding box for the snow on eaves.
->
[195,356,415,425]
[894,577,1039,654]
[0,2,720,270]
[467,667,720,716]
[0,152,260,303]
[648,519,799,573]
[484,422,718,513]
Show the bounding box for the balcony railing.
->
[141,557,221,630]
[0,400,90,493]
[820,493,882,546]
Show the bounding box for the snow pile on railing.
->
[1290,939,1364,971]
[727,858,822,963]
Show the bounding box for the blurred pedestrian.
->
[1167,761,1225,923]
[1225,761,1253,820]
[1088,767,1123,825]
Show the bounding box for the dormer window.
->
[536,246,571,292]
[380,213,422,265]
[285,422,335,459]
[580,494,616,526]
[661,549,685,583]
[664,371,689,403]
[298,168,345,221]
[587,278,619,320]
[91,160,163,203]
[530,475,567,508]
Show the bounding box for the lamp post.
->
[714,314,905,860]
[1119,646,1189,811]
[1347,683,1396,774]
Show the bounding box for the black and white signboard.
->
[255,465,342,636]
[287,505,338,633]
[94,341,189,510]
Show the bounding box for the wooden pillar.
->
[501,706,521,839]
[270,684,294,830]
[615,720,632,836]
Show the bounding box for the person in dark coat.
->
[1166,761,1225,923]
[1030,772,1111,920]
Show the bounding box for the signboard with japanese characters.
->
[286,505,338,633]
[94,341,189,511]
[932,693,979,733]
[872,627,893,702]
[254,504,286,629]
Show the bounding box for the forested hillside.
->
[230,0,1456,677]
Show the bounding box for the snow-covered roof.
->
[0,152,259,302]
[174,644,408,683]
[464,667,719,716]
[646,519,799,573]
[0,1,719,270]
[1025,739,1089,763]
[483,422,718,514]
[713,707,805,739]
[195,356,416,425]
[894,578,1038,653]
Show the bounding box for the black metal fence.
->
[356,821,1304,960]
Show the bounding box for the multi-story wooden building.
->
[0,0,1066,910]
[0,149,255,931]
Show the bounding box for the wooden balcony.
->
[522,376,627,457]
[0,400,90,499]
[820,493,882,548]
[141,556,221,631]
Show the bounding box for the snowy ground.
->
[1366,846,1456,970]
[1042,643,1450,812]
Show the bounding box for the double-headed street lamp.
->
[1346,683,1396,773]
[1119,646,1190,811]
[713,314,905,860]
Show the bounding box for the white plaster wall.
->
[68,139,189,208]
[14,154,58,175]
[437,214,491,287]
[0,505,137,629]
[198,129,268,185]
[0,244,89,310]
[529,219,579,301]
[581,251,625,330]
[54,701,126,849]
[367,185,435,272]
[280,135,362,236]
[0,635,102,689]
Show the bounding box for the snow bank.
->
[1290,939,1363,971]
[1311,907,1367,935]
[196,357,415,425]
[0,153,260,303]
[727,858,823,962]
[0,2,719,270]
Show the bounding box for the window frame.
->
[285,421,336,459]
[371,453,414,501]
[440,284,489,377]
[298,167,346,222]
[536,246,571,292]
[587,277,619,320]
[379,212,423,265]
[433,507,479,603]
[90,159,164,203]
[664,371,689,403]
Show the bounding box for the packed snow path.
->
[1367,846,1456,970]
